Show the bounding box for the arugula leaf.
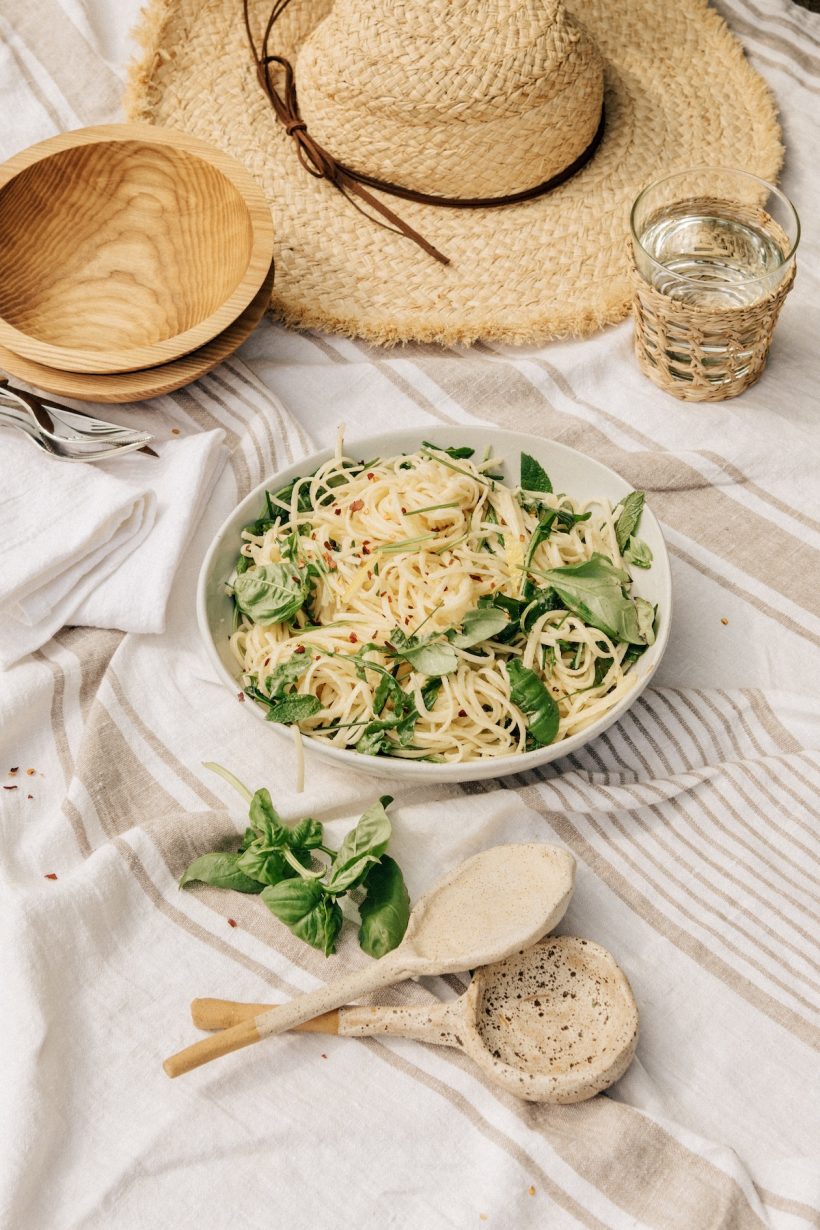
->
[264,694,322,724]
[522,507,558,576]
[233,562,310,624]
[449,606,510,649]
[179,852,263,893]
[391,628,458,677]
[261,879,343,956]
[420,678,442,712]
[593,656,614,687]
[506,659,560,745]
[615,492,645,552]
[264,652,314,697]
[533,554,651,645]
[234,554,251,575]
[520,453,553,494]
[325,797,392,894]
[421,440,475,460]
[358,856,411,958]
[624,537,653,569]
[520,587,561,633]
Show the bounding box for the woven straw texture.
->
[126,0,783,346]
[631,261,796,402]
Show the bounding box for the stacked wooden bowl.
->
[0,124,275,403]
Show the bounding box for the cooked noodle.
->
[229,444,651,763]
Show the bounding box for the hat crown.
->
[296,0,605,198]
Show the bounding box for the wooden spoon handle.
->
[192,998,340,1033]
[163,957,408,1078]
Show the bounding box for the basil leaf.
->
[615,491,645,552]
[520,452,553,494]
[288,817,325,849]
[634,597,657,646]
[261,879,343,956]
[358,856,411,958]
[624,537,653,569]
[507,659,560,745]
[234,554,251,575]
[249,788,286,840]
[237,845,305,887]
[265,694,322,724]
[233,562,310,624]
[534,554,649,645]
[179,852,263,893]
[421,440,475,459]
[325,798,392,894]
[264,652,313,697]
[391,628,458,677]
[449,606,510,648]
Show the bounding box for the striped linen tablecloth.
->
[1,3,818,1228]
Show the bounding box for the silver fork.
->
[0,379,157,461]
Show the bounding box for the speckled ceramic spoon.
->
[163,843,575,1078]
[191,936,639,1103]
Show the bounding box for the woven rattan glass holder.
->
[629,168,799,403]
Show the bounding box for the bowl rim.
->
[197,426,672,783]
[0,123,275,374]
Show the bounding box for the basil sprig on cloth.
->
[179,766,410,958]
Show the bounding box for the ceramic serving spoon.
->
[163,843,575,1078]
[191,935,639,1103]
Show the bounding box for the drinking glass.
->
[629,167,800,401]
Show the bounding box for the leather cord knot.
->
[244,0,604,267]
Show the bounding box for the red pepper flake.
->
[27,794,33,800]
[333,507,341,516]
[321,1053,328,1059]
[171,427,181,436]
[227,918,237,928]
[295,645,306,655]
[236,691,245,702]
[366,472,375,480]
[458,709,467,717]
[519,533,526,542]
[26,768,35,776]
[720,617,729,626]
[348,632,358,644]
[469,574,482,581]
[3,785,17,791]
[362,542,371,556]
[367,570,372,579]
[401,507,407,515]
[8,767,18,775]
[349,499,364,513]
[44,872,58,880]
[323,552,337,571]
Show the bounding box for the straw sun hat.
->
[127,0,782,346]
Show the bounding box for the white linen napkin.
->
[0,428,227,667]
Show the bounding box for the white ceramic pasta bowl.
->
[197,427,672,782]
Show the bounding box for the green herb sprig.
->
[179,765,410,958]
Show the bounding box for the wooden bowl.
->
[0,260,274,404]
[0,124,274,374]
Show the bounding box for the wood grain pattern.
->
[0,123,274,373]
[0,260,274,403]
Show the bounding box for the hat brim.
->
[127,0,782,346]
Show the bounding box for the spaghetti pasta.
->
[228,443,657,763]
